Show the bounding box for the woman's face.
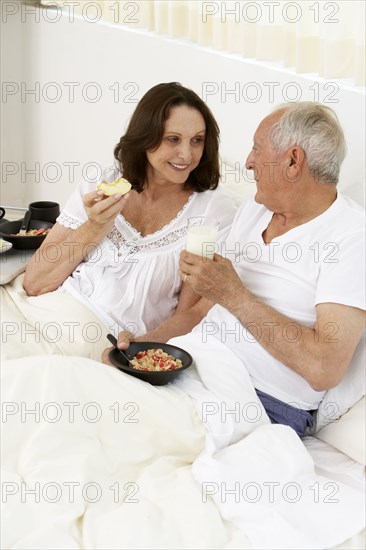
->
[146,105,206,187]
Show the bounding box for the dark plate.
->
[0,220,54,249]
[109,342,193,386]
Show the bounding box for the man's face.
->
[245,113,290,210]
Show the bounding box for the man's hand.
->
[179,250,244,308]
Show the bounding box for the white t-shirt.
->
[194,194,366,409]
[57,166,237,335]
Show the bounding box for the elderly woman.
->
[23,82,237,337]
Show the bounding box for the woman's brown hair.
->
[114,82,220,192]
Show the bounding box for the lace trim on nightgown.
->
[57,212,82,230]
[108,224,190,253]
[58,212,189,252]
[58,193,197,251]
[120,191,195,239]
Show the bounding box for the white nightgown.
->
[57,166,237,335]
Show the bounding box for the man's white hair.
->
[269,102,347,185]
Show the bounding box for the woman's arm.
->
[125,285,212,344]
[24,191,129,295]
[145,286,212,343]
[101,296,213,365]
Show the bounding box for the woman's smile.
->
[168,162,190,171]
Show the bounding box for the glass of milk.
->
[186,217,219,260]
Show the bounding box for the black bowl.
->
[0,220,54,249]
[108,342,193,386]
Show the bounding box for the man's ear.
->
[290,146,305,167]
[283,147,305,182]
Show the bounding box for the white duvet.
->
[1,339,365,550]
[1,276,365,549]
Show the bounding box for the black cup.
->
[0,207,5,220]
[29,201,60,223]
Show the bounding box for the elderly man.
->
[107,102,365,437]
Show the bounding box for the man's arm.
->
[179,251,366,391]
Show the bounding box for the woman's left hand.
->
[179,250,244,308]
[101,346,116,367]
[101,330,139,367]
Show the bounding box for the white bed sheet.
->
[1,349,364,550]
[1,272,365,549]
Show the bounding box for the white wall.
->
[1,4,365,210]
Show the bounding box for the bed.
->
[1,170,365,550]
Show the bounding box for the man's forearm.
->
[220,288,331,390]
[222,284,365,392]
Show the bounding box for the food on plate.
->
[10,228,51,237]
[97,177,132,196]
[130,348,183,372]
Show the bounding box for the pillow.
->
[315,331,365,466]
[316,334,365,431]
[315,396,365,466]
[219,159,256,206]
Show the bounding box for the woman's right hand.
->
[24,191,129,296]
[83,186,130,234]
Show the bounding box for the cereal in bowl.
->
[130,348,183,372]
